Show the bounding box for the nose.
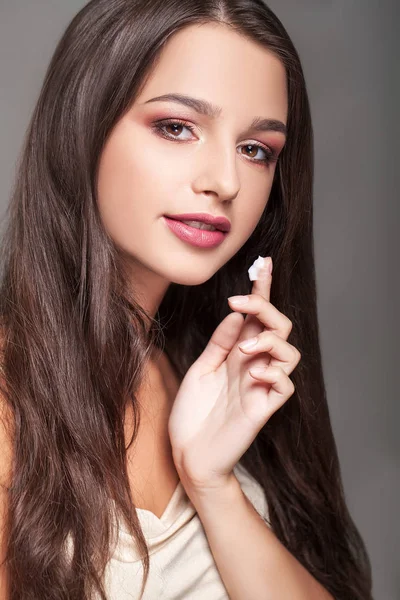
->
[191,140,241,202]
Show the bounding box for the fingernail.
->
[228,295,249,305]
[239,337,258,349]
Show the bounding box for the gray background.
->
[0,2,398,599]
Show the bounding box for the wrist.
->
[180,471,241,512]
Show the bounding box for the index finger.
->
[237,256,273,343]
[250,256,273,303]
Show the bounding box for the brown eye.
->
[152,119,277,166]
[152,119,196,141]
[240,144,274,165]
[164,123,184,137]
[242,145,258,158]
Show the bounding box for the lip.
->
[163,216,228,248]
[164,212,231,233]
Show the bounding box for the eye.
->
[238,144,277,166]
[152,119,196,141]
[151,118,279,166]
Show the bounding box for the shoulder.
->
[0,401,13,493]
[0,330,14,492]
[0,328,13,597]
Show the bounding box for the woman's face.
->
[96,22,287,312]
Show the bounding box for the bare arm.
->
[187,475,334,600]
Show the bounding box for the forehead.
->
[136,22,288,125]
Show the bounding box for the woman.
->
[0,0,373,598]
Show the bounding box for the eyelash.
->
[151,118,278,167]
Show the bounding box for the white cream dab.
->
[248,255,266,281]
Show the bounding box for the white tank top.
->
[99,461,270,599]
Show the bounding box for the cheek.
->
[96,128,174,238]
[235,181,272,239]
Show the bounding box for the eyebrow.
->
[142,93,287,139]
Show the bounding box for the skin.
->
[96,22,288,319]
[95,22,288,515]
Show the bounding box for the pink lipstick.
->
[163,215,229,248]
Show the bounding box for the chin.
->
[163,261,220,286]
[169,272,213,287]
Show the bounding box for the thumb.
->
[195,311,244,374]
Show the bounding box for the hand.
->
[168,257,301,492]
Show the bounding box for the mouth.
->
[162,216,228,249]
[163,213,231,233]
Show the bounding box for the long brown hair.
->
[0,0,373,598]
